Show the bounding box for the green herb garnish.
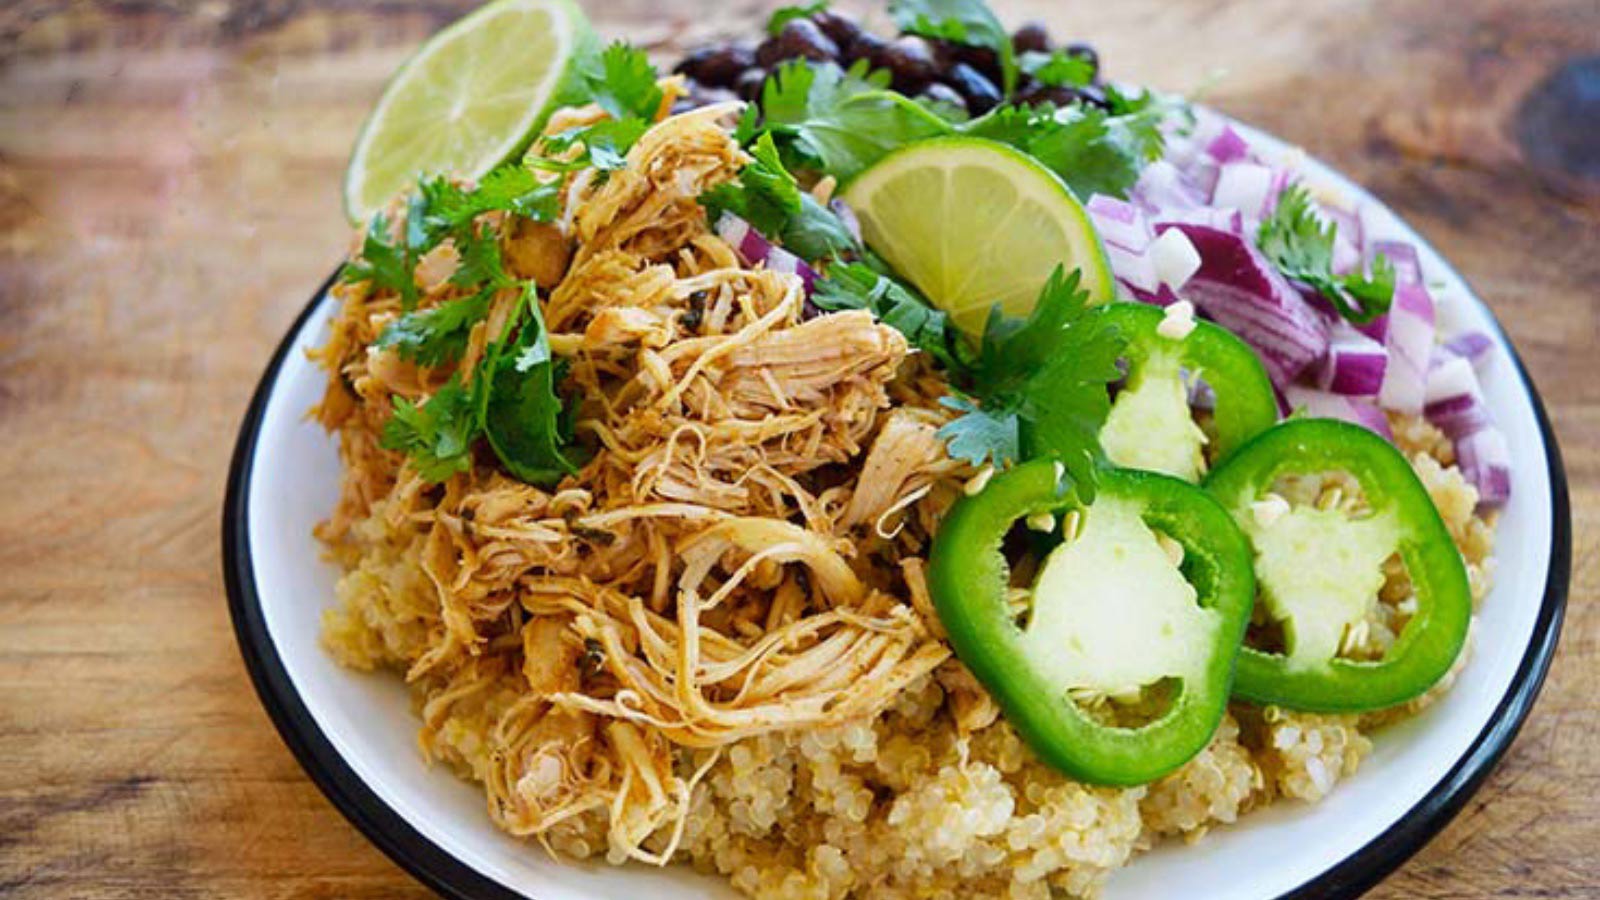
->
[1258,184,1395,323]
[935,266,1124,496]
[700,132,860,261]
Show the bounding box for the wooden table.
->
[1,0,1595,896]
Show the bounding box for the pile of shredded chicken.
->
[312,101,983,861]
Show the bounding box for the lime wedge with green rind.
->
[343,0,598,224]
[841,136,1115,337]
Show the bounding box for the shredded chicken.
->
[311,102,973,864]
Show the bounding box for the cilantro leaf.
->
[481,285,586,486]
[1257,184,1395,323]
[373,291,492,367]
[759,60,952,180]
[580,42,663,123]
[380,375,479,482]
[533,117,651,173]
[766,1,828,35]
[700,132,860,261]
[973,266,1095,393]
[813,262,965,368]
[1019,50,1094,89]
[936,394,1020,469]
[449,222,513,290]
[701,132,804,237]
[962,102,1147,200]
[889,0,1018,96]
[342,212,420,309]
[932,265,1124,491]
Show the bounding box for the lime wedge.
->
[841,136,1115,337]
[343,0,596,224]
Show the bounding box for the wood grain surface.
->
[1,1,1596,897]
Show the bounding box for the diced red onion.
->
[1133,160,1209,212]
[1155,206,1246,236]
[1315,322,1388,396]
[1369,239,1422,287]
[1456,427,1512,507]
[1087,195,1154,252]
[1443,330,1496,367]
[1211,162,1278,220]
[1161,223,1331,385]
[1376,283,1435,414]
[1283,385,1393,439]
[1207,126,1251,164]
[828,198,862,245]
[1106,243,1160,294]
[715,213,819,292]
[1149,227,1202,290]
[1424,356,1493,440]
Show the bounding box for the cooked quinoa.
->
[320,410,1493,899]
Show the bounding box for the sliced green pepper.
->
[928,462,1255,786]
[1205,418,1472,712]
[1094,302,1278,482]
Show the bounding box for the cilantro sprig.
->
[935,266,1124,496]
[699,132,860,262]
[812,262,967,369]
[1258,184,1395,323]
[757,60,953,181]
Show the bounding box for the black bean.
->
[755,18,840,68]
[873,35,941,93]
[1076,82,1110,110]
[935,40,1002,83]
[672,80,740,114]
[919,82,969,113]
[1016,81,1081,109]
[673,43,756,88]
[844,30,885,65]
[1012,21,1052,54]
[1063,42,1101,81]
[946,62,1002,114]
[810,9,863,49]
[735,68,769,102]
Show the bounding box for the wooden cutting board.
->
[1,1,1596,896]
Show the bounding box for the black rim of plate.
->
[225,264,1571,900]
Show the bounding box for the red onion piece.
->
[1315,322,1388,396]
[1376,283,1435,415]
[1211,162,1278,220]
[1087,195,1154,253]
[1456,427,1511,507]
[1369,239,1422,287]
[1443,331,1496,367]
[715,213,819,293]
[1283,385,1393,439]
[1161,223,1331,385]
[1207,126,1251,164]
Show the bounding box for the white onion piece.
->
[1283,385,1393,439]
[1376,283,1435,414]
[1315,322,1388,396]
[1149,227,1202,289]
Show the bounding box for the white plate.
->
[224,123,1570,900]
